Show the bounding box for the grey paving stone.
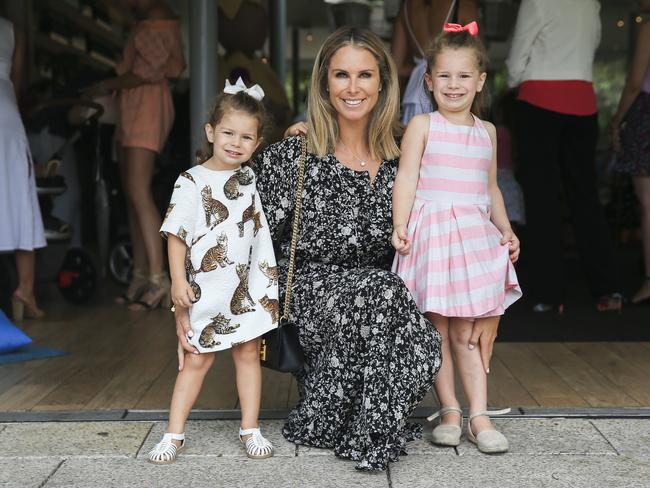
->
[296,444,334,456]
[455,419,617,456]
[390,454,650,488]
[137,420,296,459]
[591,419,650,458]
[46,456,390,488]
[0,422,154,458]
[295,421,455,458]
[0,458,63,488]
[406,421,463,457]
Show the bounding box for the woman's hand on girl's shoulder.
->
[500,228,520,263]
[283,122,308,138]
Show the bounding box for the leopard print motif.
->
[185,252,201,302]
[258,260,278,288]
[163,203,175,224]
[195,233,233,273]
[252,211,263,236]
[201,186,229,228]
[180,171,195,183]
[205,313,240,335]
[230,262,255,314]
[237,194,256,237]
[223,168,254,200]
[259,294,279,324]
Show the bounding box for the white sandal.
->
[467,408,511,453]
[239,427,274,459]
[148,432,186,464]
[427,406,463,447]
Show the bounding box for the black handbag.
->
[260,136,306,373]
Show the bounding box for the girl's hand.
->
[468,320,498,374]
[283,121,307,138]
[175,306,198,371]
[392,225,411,255]
[171,279,196,309]
[500,229,520,263]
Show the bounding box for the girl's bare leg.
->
[167,352,215,446]
[232,338,262,432]
[426,312,461,427]
[449,316,500,434]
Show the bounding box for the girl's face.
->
[204,110,261,170]
[425,47,486,116]
[327,46,382,125]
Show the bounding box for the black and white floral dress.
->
[253,136,442,471]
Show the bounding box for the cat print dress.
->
[160,164,279,353]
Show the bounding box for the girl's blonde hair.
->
[425,30,489,117]
[307,26,402,160]
[196,90,268,164]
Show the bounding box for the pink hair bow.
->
[443,21,479,37]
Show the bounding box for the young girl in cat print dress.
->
[392,24,522,453]
[150,78,278,463]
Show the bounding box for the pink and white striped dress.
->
[393,111,522,318]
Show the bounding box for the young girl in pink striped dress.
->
[392,23,522,453]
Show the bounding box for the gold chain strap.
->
[281,135,307,321]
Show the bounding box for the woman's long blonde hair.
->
[307,27,402,160]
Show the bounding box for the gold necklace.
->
[339,140,370,167]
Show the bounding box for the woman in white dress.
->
[0,17,46,320]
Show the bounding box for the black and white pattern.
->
[254,136,442,471]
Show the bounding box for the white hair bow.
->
[223,77,265,101]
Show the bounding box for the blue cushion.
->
[0,309,32,354]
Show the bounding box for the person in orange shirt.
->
[85,0,185,310]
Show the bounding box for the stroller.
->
[27,98,108,303]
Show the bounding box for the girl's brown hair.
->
[307,26,402,160]
[196,90,268,164]
[424,30,489,117]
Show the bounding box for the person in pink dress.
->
[84,0,185,310]
[392,23,521,453]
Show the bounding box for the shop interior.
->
[0,0,648,415]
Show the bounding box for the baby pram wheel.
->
[57,248,97,303]
[108,238,133,286]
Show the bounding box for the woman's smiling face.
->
[327,45,382,125]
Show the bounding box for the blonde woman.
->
[177,26,444,471]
